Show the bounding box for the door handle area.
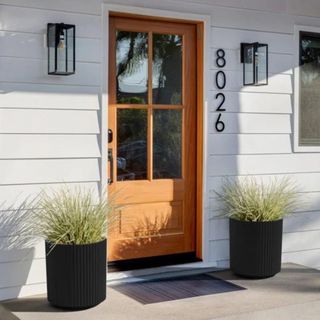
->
[108,129,113,143]
[108,148,114,185]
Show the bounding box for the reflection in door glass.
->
[153,109,182,179]
[116,31,148,104]
[153,34,182,105]
[117,109,148,181]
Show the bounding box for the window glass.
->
[153,109,182,179]
[116,31,148,104]
[300,32,320,146]
[152,34,182,105]
[117,109,148,181]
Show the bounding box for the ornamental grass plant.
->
[216,177,299,222]
[30,187,118,246]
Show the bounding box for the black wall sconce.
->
[47,23,75,75]
[241,42,268,86]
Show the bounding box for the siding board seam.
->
[0,55,101,65]
[0,81,100,88]
[211,25,293,36]
[0,3,101,18]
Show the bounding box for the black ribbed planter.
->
[229,218,283,278]
[45,239,106,309]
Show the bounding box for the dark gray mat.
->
[112,273,245,304]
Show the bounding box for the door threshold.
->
[107,260,222,285]
[108,252,200,273]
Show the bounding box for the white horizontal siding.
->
[210,5,290,33]
[209,211,320,241]
[284,212,320,233]
[283,230,320,252]
[209,192,320,215]
[0,135,100,158]
[211,48,293,75]
[208,154,320,176]
[208,114,291,134]
[0,0,102,15]
[0,258,45,289]
[0,109,99,134]
[0,282,46,301]
[211,27,294,54]
[0,57,100,86]
[210,70,293,94]
[0,0,104,301]
[0,182,99,208]
[282,250,320,270]
[208,134,292,155]
[208,173,320,194]
[208,91,292,114]
[0,242,44,263]
[0,159,100,185]
[209,239,229,262]
[0,83,99,110]
[0,5,101,38]
[0,31,101,63]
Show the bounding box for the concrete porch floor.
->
[2,263,320,320]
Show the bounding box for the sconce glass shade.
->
[47,23,75,75]
[241,42,268,86]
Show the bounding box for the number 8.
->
[216,49,226,68]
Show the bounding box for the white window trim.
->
[294,25,320,152]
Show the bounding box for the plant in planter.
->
[30,188,118,309]
[216,177,298,278]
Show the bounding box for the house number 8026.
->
[215,49,226,132]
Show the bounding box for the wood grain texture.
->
[108,16,197,261]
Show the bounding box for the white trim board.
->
[101,3,211,262]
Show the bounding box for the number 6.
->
[215,113,225,132]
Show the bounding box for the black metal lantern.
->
[241,42,268,86]
[47,23,75,75]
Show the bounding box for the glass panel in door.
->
[153,109,182,179]
[116,31,148,104]
[117,109,148,181]
[152,34,182,105]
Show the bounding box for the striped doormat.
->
[111,273,245,304]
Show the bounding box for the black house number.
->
[215,49,226,132]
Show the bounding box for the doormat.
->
[111,273,245,304]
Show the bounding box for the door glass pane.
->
[116,31,148,104]
[152,34,182,105]
[117,109,148,181]
[153,109,182,179]
[300,32,320,146]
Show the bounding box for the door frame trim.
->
[101,3,211,262]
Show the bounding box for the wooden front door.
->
[108,15,197,262]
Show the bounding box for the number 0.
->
[216,71,226,90]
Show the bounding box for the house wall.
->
[1,0,320,300]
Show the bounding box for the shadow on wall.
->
[0,201,40,300]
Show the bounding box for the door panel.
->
[108,16,197,262]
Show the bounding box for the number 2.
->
[216,93,226,111]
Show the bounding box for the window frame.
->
[294,25,320,152]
